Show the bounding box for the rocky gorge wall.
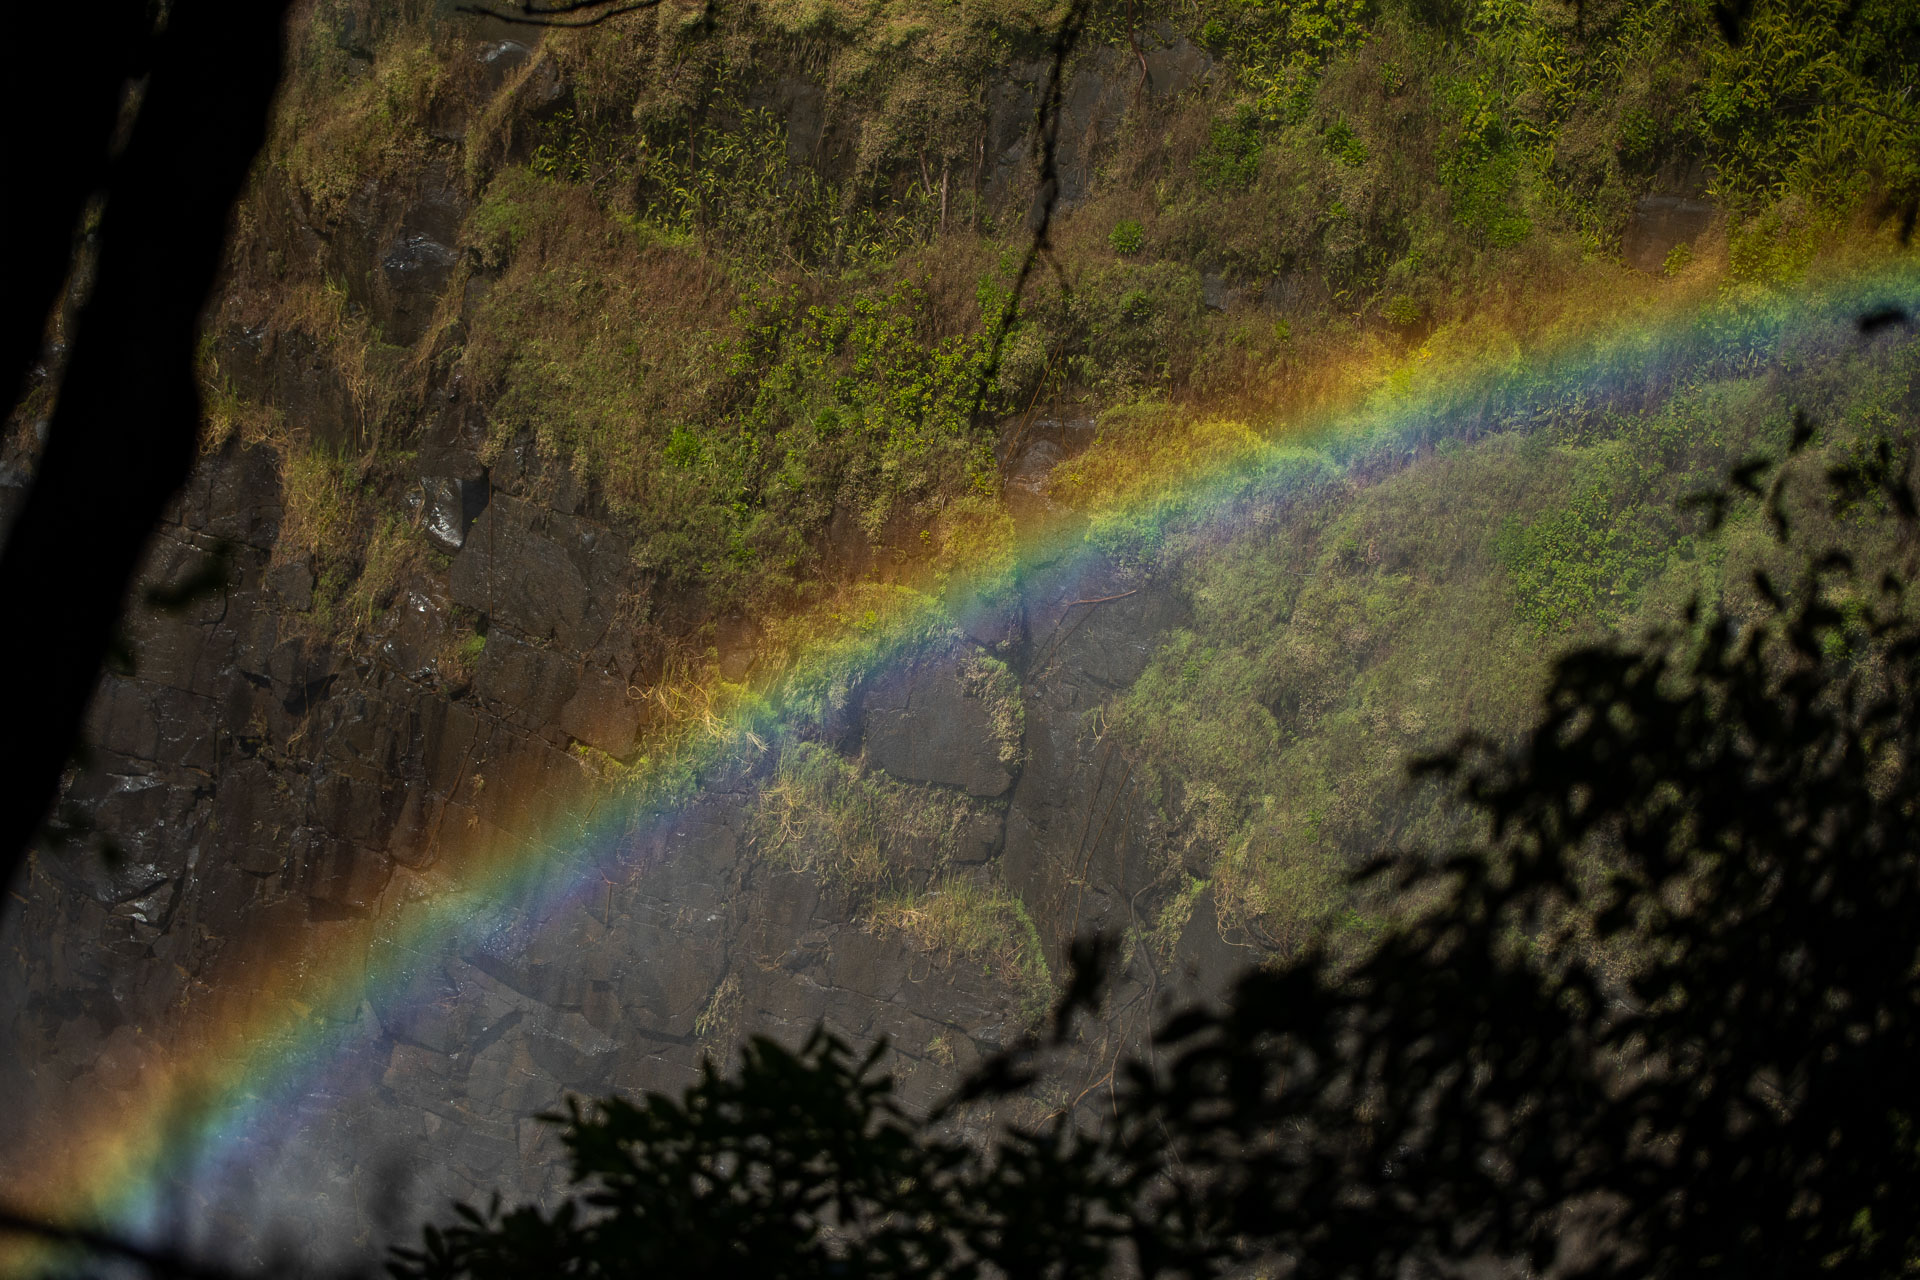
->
[0,19,1253,1262]
[0,403,1245,1263]
[1,0,1862,1259]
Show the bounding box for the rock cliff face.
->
[0,20,1246,1262]
[0,442,1243,1261]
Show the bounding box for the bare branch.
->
[456,0,664,27]
[968,0,1094,427]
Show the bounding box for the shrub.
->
[1196,105,1265,191]
[1382,293,1420,326]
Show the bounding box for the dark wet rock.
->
[368,944,480,1055]
[1623,194,1714,274]
[1141,30,1212,98]
[213,322,274,401]
[510,52,565,112]
[559,667,642,756]
[984,63,1046,202]
[173,441,284,549]
[1000,564,1187,945]
[476,39,531,95]
[1054,54,1131,203]
[379,235,460,346]
[823,928,910,1001]
[377,587,454,683]
[267,560,314,611]
[952,807,1007,864]
[611,924,729,1038]
[999,417,1096,532]
[213,758,302,875]
[87,676,221,771]
[525,1017,618,1089]
[304,834,392,911]
[117,543,241,696]
[1170,886,1243,1006]
[982,33,1207,208]
[450,499,593,648]
[743,869,825,968]
[268,331,357,449]
[464,1033,562,1115]
[311,766,403,851]
[44,766,197,906]
[0,461,28,547]
[419,473,489,552]
[1011,438,1065,484]
[474,629,578,728]
[384,785,439,870]
[384,1042,456,1094]
[863,649,1016,797]
[999,416,1094,471]
[1025,569,1187,689]
[464,734,586,839]
[956,591,1023,654]
[715,616,760,682]
[1203,273,1240,312]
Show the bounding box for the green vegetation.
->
[397,448,1920,1277]
[750,740,991,895]
[225,0,1920,981]
[241,0,1919,643]
[871,878,1052,1022]
[959,651,1024,769]
[455,164,1009,608]
[277,29,450,230]
[1108,328,1920,947]
[1702,0,1920,212]
[750,738,1049,1019]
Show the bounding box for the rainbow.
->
[5,250,1918,1272]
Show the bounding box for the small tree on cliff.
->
[393,439,1920,1277]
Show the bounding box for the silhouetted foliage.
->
[395,440,1920,1278]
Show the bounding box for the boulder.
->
[418,473,488,553]
[449,499,592,647]
[558,667,642,756]
[267,560,314,611]
[862,651,1017,797]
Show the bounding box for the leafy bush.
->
[1702,0,1920,211]
[1496,481,1640,633]
[1322,117,1368,167]
[1107,218,1144,256]
[1196,105,1265,190]
[1381,293,1420,326]
[1439,74,1533,247]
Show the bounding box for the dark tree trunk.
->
[0,0,293,900]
